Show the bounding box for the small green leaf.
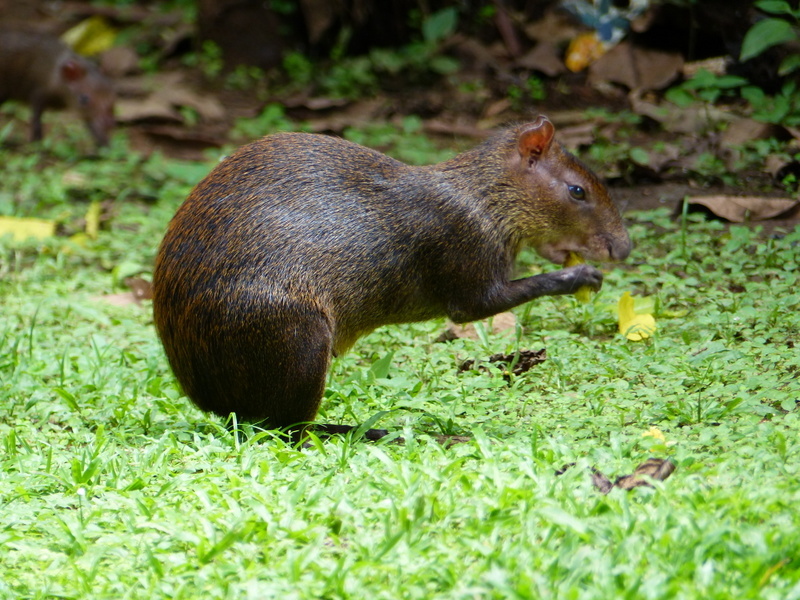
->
[629,147,651,166]
[429,55,460,75]
[422,7,458,44]
[755,0,794,16]
[54,387,79,411]
[740,18,797,62]
[665,87,694,107]
[538,506,589,535]
[368,351,394,380]
[714,75,750,89]
[740,85,766,105]
[779,53,800,75]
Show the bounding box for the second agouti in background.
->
[153,116,632,436]
[0,29,115,147]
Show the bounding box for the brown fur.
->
[0,29,115,146]
[152,117,631,431]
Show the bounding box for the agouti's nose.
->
[610,233,632,261]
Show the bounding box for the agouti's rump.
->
[153,117,631,433]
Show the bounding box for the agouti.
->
[0,29,115,147]
[153,116,631,435]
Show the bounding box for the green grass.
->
[1,130,799,599]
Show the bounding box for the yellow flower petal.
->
[565,32,609,72]
[564,251,593,303]
[61,16,117,56]
[642,426,666,441]
[85,200,102,240]
[618,291,657,341]
[0,216,56,242]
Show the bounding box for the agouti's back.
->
[153,118,631,433]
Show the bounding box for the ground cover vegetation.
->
[1,129,799,600]
[1,0,800,598]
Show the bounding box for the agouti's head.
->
[506,116,631,265]
[61,58,115,147]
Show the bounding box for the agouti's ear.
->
[61,60,87,82]
[517,116,555,164]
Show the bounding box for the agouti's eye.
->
[568,184,586,201]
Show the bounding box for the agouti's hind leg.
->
[256,311,335,432]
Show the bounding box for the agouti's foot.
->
[561,263,603,293]
[312,423,398,442]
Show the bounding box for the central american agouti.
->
[0,29,115,147]
[152,116,631,435]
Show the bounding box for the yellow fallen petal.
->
[564,251,593,303]
[61,16,117,56]
[642,426,665,441]
[0,216,56,242]
[618,291,657,341]
[85,200,102,239]
[564,251,584,268]
[565,32,609,72]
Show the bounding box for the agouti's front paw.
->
[563,263,603,293]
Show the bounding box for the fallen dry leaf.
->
[128,126,226,160]
[298,0,337,44]
[94,277,152,307]
[630,142,682,176]
[438,311,517,341]
[785,126,800,143]
[115,97,183,123]
[304,98,386,133]
[124,277,153,301]
[683,56,730,77]
[766,157,800,186]
[483,98,512,119]
[556,122,596,151]
[557,458,676,494]
[686,195,800,222]
[523,9,580,45]
[516,41,567,77]
[99,45,139,78]
[282,95,350,111]
[447,35,504,74]
[589,42,683,91]
[720,117,775,148]
[610,458,677,491]
[94,292,141,307]
[115,72,226,124]
[459,349,547,378]
[424,119,491,139]
[629,91,735,134]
